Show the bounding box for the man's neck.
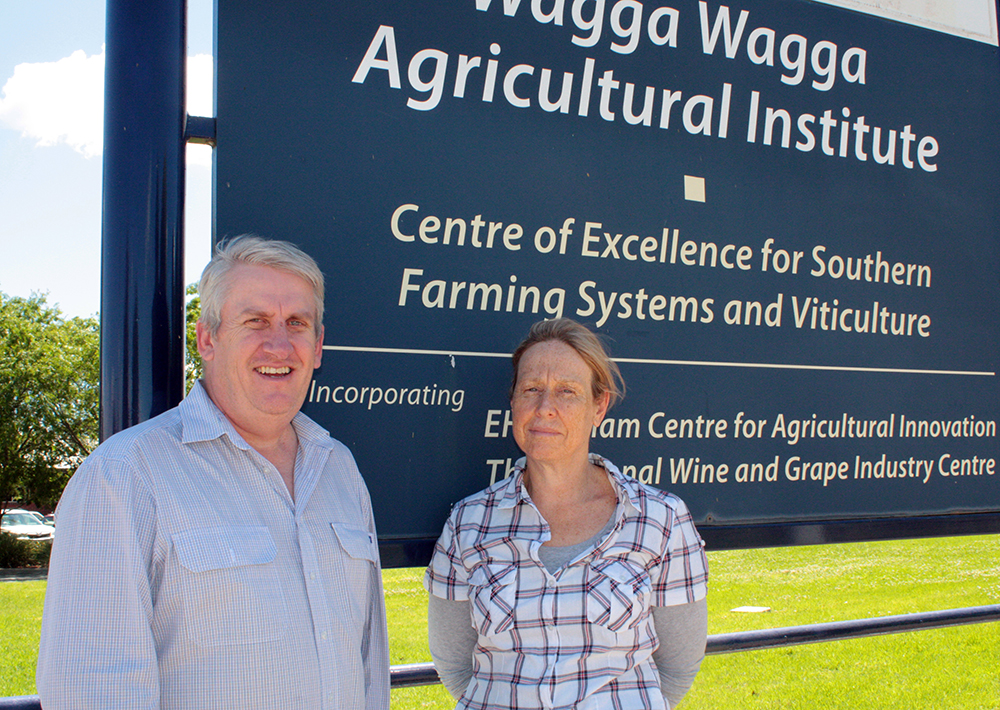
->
[235,419,300,499]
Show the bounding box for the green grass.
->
[3,535,998,708]
[0,580,46,698]
[684,537,1000,710]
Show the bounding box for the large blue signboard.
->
[216,0,1000,560]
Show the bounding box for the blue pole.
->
[100,0,187,439]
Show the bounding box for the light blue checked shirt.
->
[37,381,389,710]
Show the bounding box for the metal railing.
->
[5,604,997,707]
[389,604,1000,687]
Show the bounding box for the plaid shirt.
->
[425,455,708,710]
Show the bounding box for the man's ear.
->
[313,325,324,368]
[195,320,215,362]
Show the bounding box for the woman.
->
[425,318,709,710]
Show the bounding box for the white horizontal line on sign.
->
[322,345,994,377]
[323,345,510,358]
[614,357,995,377]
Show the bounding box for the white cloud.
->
[187,54,214,118]
[0,49,214,162]
[0,49,105,157]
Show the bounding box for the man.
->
[37,236,390,709]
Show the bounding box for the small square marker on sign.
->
[684,175,706,202]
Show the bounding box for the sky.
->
[0,0,215,320]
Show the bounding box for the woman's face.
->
[511,340,609,469]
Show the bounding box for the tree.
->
[0,292,99,513]
[186,283,203,391]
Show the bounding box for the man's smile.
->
[255,365,293,377]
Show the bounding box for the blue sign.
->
[216,0,1000,556]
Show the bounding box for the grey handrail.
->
[390,604,1000,688]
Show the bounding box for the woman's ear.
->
[593,390,610,426]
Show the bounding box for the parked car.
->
[1,509,55,541]
[26,511,50,526]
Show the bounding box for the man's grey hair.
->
[198,234,325,335]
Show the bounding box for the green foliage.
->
[0,292,99,510]
[0,534,51,569]
[185,283,203,392]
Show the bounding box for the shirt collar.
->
[179,380,332,451]
[498,453,642,515]
[590,454,642,516]
[497,462,529,509]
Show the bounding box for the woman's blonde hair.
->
[510,318,624,408]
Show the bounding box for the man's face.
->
[196,263,323,437]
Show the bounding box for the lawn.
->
[0,580,46,698]
[3,535,998,708]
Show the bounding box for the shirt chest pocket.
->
[327,524,378,623]
[172,526,287,647]
[584,559,652,633]
[331,524,378,564]
[468,564,518,637]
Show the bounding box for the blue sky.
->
[0,0,214,319]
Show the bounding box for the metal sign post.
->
[100,0,187,440]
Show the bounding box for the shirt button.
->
[321,632,328,641]
[310,572,317,580]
